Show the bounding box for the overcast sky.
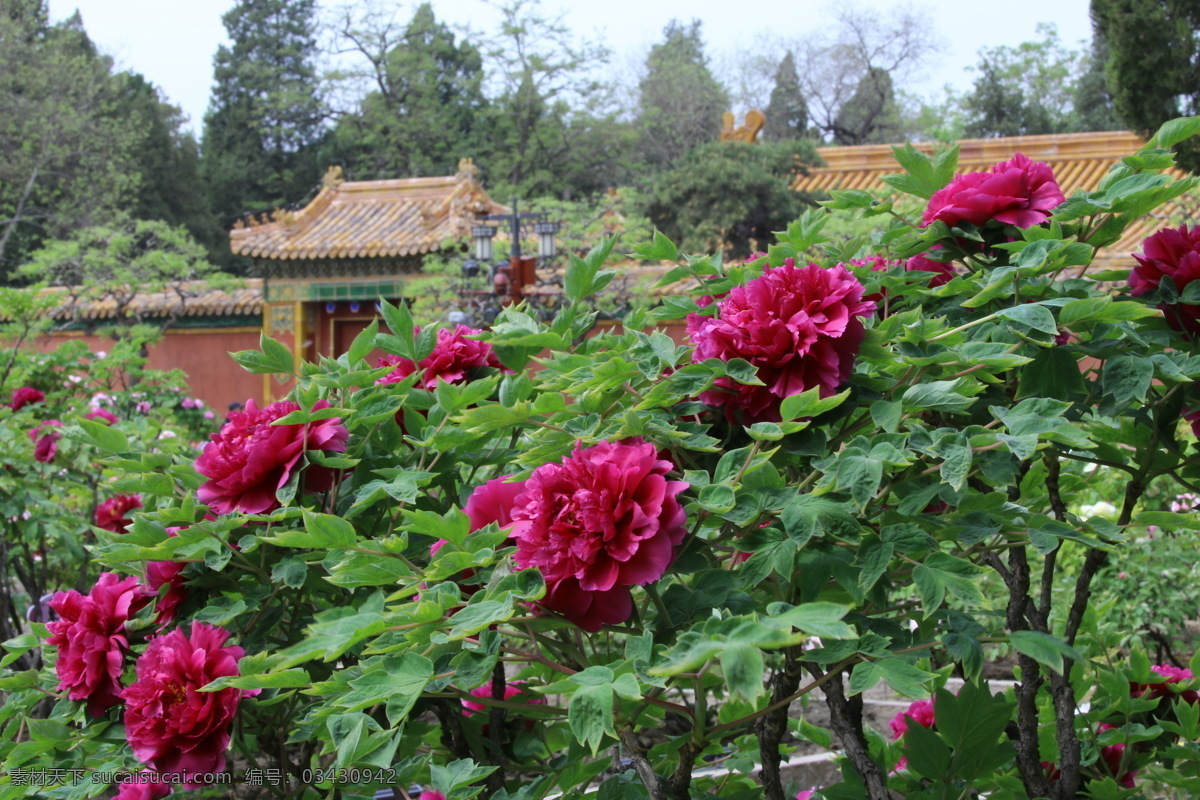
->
[48,0,1095,136]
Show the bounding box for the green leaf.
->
[996,303,1058,335]
[870,399,903,433]
[836,454,883,510]
[377,299,417,359]
[631,229,680,263]
[564,237,617,302]
[1017,348,1086,401]
[448,599,515,640]
[902,380,979,413]
[912,553,985,617]
[206,668,312,691]
[1150,116,1200,149]
[1103,354,1155,405]
[261,510,358,550]
[66,417,129,454]
[774,602,855,639]
[939,435,972,491]
[1009,631,1083,675]
[348,319,379,366]
[339,653,433,726]
[569,684,615,755]
[271,556,308,588]
[721,643,765,700]
[697,484,736,513]
[779,387,850,421]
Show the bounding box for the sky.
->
[48,0,1095,136]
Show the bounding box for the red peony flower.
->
[464,475,527,532]
[461,678,544,717]
[194,399,349,515]
[905,251,957,288]
[9,386,44,411]
[29,419,62,463]
[145,560,187,630]
[377,325,504,391]
[1130,225,1200,336]
[1097,722,1137,788]
[1132,663,1199,705]
[923,153,1064,229]
[509,439,688,631]
[47,572,148,716]
[890,698,935,740]
[687,260,875,422]
[122,622,257,788]
[113,773,172,799]
[95,494,142,534]
[85,407,119,425]
[890,697,936,772]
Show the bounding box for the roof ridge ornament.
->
[322,165,344,190]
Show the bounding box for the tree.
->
[831,66,901,145]
[960,23,1103,138]
[1092,0,1200,171]
[108,72,222,256]
[763,52,809,141]
[791,4,934,144]
[325,2,489,180]
[19,218,225,332]
[201,0,327,221]
[636,20,729,169]
[640,139,820,258]
[477,0,615,197]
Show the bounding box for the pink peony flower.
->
[9,386,44,411]
[46,573,148,716]
[418,791,447,800]
[1130,225,1200,336]
[85,407,119,425]
[95,495,143,534]
[145,560,187,629]
[796,790,821,800]
[113,773,172,799]
[687,260,875,422]
[136,401,153,415]
[121,622,257,788]
[923,152,1065,229]
[905,251,957,288]
[29,419,62,463]
[194,399,350,515]
[464,475,527,532]
[510,439,688,631]
[376,325,504,390]
[1132,663,1199,705]
[461,678,545,724]
[890,698,936,740]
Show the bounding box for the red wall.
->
[29,327,264,410]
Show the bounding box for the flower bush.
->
[9,118,1200,800]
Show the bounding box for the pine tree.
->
[200,0,326,222]
[831,67,901,145]
[1091,0,1200,171]
[763,52,808,141]
[636,20,729,168]
[328,3,487,180]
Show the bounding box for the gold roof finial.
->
[322,165,344,190]
[721,110,767,143]
[456,157,479,180]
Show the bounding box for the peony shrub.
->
[9,117,1200,800]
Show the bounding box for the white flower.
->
[1080,501,1118,519]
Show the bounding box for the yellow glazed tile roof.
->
[229,160,509,261]
[33,280,264,321]
[795,131,1192,270]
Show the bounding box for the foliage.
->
[636,19,730,169]
[325,3,488,181]
[831,66,902,145]
[0,5,134,275]
[1092,0,1200,172]
[200,0,327,224]
[763,52,810,142]
[12,65,1200,800]
[18,218,228,332]
[640,139,821,258]
[960,23,1117,138]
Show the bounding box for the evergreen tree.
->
[1092,0,1200,170]
[0,6,133,275]
[636,20,729,169]
[201,0,326,222]
[328,3,488,180]
[763,52,808,141]
[831,66,901,145]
